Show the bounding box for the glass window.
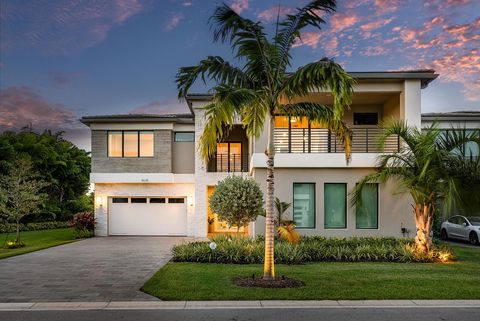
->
[353,113,378,125]
[174,132,195,142]
[324,183,347,229]
[123,131,138,157]
[112,198,128,203]
[131,198,147,203]
[139,131,154,157]
[168,198,185,203]
[293,183,315,228]
[149,198,166,203]
[356,183,378,229]
[274,116,289,128]
[108,132,123,157]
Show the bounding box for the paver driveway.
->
[0,237,187,302]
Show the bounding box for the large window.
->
[293,183,315,228]
[108,131,154,157]
[356,183,378,229]
[324,183,347,229]
[216,142,242,172]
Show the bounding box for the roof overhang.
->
[349,70,438,89]
[80,114,194,127]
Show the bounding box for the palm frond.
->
[277,102,352,162]
[436,126,480,155]
[281,58,354,118]
[176,56,251,98]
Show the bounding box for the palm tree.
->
[351,121,480,253]
[177,0,354,279]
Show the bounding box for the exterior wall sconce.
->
[187,196,194,207]
[96,196,104,207]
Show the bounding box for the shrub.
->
[172,235,454,264]
[3,240,25,249]
[0,221,70,233]
[70,212,95,232]
[73,229,95,239]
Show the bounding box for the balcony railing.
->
[209,153,249,172]
[274,127,399,153]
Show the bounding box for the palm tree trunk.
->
[413,202,434,253]
[263,116,275,280]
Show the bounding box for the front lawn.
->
[0,228,78,259]
[142,245,480,300]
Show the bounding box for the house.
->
[81,70,446,238]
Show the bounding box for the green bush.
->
[73,229,94,239]
[0,221,70,233]
[172,236,454,264]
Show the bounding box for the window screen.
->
[356,183,378,229]
[293,183,315,228]
[324,183,347,229]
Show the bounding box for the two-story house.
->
[81,70,439,238]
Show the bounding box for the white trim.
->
[90,123,174,130]
[312,83,403,93]
[90,173,195,183]
[250,153,379,169]
[174,124,195,131]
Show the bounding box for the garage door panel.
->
[109,197,187,236]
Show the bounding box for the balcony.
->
[274,127,400,153]
[208,153,249,172]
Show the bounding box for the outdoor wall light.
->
[96,196,104,207]
[187,196,194,207]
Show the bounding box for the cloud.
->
[0,86,79,131]
[374,0,403,15]
[230,0,249,14]
[360,18,394,32]
[257,6,294,22]
[293,32,322,49]
[182,1,193,6]
[361,45,389,56]
[0,0,145,54]
[164,12,184,31]
[330,12,360,33]
[129,99,190,114]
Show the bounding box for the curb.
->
[0,300,479,311]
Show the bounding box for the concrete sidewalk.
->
[0,300,479,311]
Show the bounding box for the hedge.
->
[0,221,70,233]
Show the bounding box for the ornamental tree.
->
[209,175,263,235]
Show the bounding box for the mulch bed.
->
[233,275,305,288]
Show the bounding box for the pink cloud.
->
[361,45,389,56]
[0,86,78,130]
[164,12,184,31]
[374,0,403,15]
[1,0,145,54]
[230,0,249,14]
[360,18,394,31]
[257,6,294,22]
[330,12,360,33]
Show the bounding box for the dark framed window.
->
[112,198,128,203]
[174,132,195,142]
[168,198,185,203]
[356,183,378,229]
[131,198,147,203]
[216,142,242,172]
[293,183,316,228]
[353,113,378,125]
[107,131,154,158]
[324,183,347,229]
[149,198,166,203]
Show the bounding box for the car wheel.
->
[441,229,448,241]
[469,232,479,245]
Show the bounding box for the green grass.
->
[142,245,480,300]
[0,228,78,259]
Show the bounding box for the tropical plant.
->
[274,197,300,244]
[209,176,264,235]
[351,121,480,253]
[0,158,48,244]
[176,0,354,279]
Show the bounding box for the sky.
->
[0,0,479,151]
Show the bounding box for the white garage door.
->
[109,197,187,236]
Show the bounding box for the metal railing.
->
[209,153,249,172]
[274,127,400,153]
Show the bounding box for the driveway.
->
[0,237,187,302]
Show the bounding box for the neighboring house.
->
[82,70,446,238]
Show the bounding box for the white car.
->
[441,216,480,245]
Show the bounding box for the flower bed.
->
[172,235,453,264]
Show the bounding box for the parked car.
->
[441,216,480,245]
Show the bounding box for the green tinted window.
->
[324,183,346,229]
[293,183,315,228]
[356,183,378,229]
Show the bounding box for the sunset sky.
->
[1,0,479,150]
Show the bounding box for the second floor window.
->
[108,131,154,158]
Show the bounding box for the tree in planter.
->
[177,0,353,279]
[351,121,480,253]
[0,159,47,245]
[209,176,263,236]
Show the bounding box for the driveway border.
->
[0,300,479,311]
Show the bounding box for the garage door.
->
[109,197,187,236]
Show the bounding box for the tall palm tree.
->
[352,121,480,253]
[177,0,354,279]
